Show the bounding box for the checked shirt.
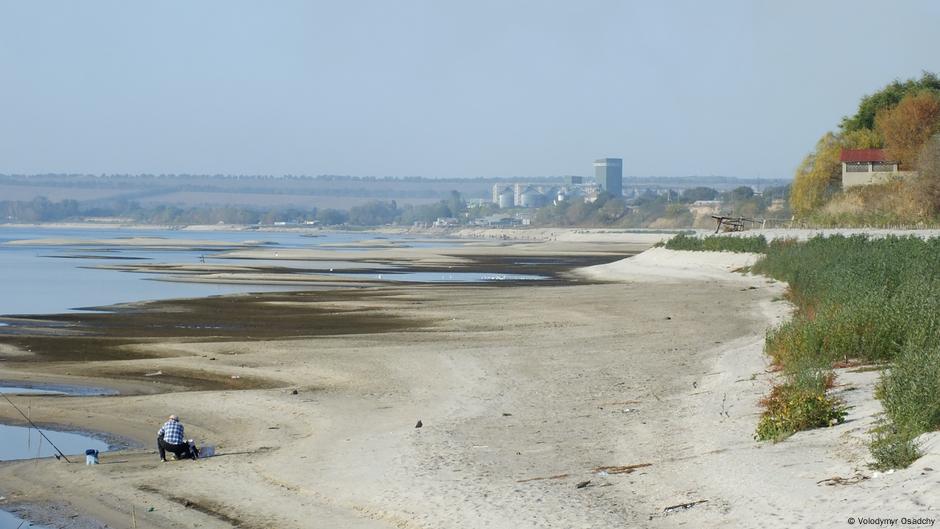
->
[158,419,185,445]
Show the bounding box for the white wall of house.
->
[842,169,916,189]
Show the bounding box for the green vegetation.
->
[533,186,789,229]
[663,232,768,253]
[751,235,940,468]
[0,193,470,227]
[755,375,847,442]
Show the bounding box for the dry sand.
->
[0,235,937,528]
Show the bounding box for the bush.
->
[755,378,847,442]
[664,232,767,253]
[870,424,921,471]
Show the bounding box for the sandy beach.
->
[0,233,937,529]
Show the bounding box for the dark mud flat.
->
[0,288,428,390]
[0,252,628,393]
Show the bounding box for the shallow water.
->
[333,271,545,282]
[0,227,487,316]
[0,383,116,396]
[0,387,65,396]
[0,423,110,462]
[0,509,54,529]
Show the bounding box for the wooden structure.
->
[710,215,765,233]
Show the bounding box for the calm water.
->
[0,422,104,528]
[0,509,54,529]
[0,227,508,316]
[0,383,116,396]
[0,423,110,462]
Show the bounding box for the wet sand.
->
[0,234,936,528]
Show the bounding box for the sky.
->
[1,1,939,180]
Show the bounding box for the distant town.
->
[0,166,789,228]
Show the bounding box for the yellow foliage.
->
[790,129,887,218]
[790,133,842,216]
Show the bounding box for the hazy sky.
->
[2,1,939,179]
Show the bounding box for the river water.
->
[0,509,53,529]
[0,226,540,317]
[0,226,543,527]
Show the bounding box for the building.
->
[593,158,623,197]
[519,186,546,208]
[564,175,584,186]
[840,148,914,188]
[497,187,515,209]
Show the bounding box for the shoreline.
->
[0,235,936,528]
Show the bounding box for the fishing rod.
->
[1,392,71,463]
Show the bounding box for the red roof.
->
[840,148,888,163]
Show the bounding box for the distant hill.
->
[0,173,789,210]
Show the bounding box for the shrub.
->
[664,232,767,253]
[755,378,847,442]
[870,424,921,471]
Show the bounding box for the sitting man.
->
[157,414,196,462]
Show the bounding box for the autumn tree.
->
[789,128,884,217]
[790,135,839,216]
[875,90,940,169]
[841,71,940,132]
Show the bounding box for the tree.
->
[790,132,843,216]
[316,209,348,225]
[348,201,400,225]
[730,186,755,201]
[680,186,719,202]
[445,190,466,218]
[789,129,884,217]
[595,198,627,223]
[841,71,940,132]
[876,90,940,169]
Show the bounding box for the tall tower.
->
[593,158,623,197]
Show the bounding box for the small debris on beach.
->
[575,480,591,489]
[291,389,298,395]
[593,463,652,475]
[663,499,708,513]
[516,473,570,483]
[415,419,422,428]
[816,474,869,486]
[144,371,163,377]
[502,412,512,416]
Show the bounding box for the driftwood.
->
[663,499,708,513]
[516,473,570,483]
[593,463,652,475]
[518,462,652,484]
[816,474,869,486]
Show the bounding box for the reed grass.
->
[752,235,940,467]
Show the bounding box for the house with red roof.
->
[840,148,914,188]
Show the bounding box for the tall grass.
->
[664,232,768,253]
[752,235,940,467]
